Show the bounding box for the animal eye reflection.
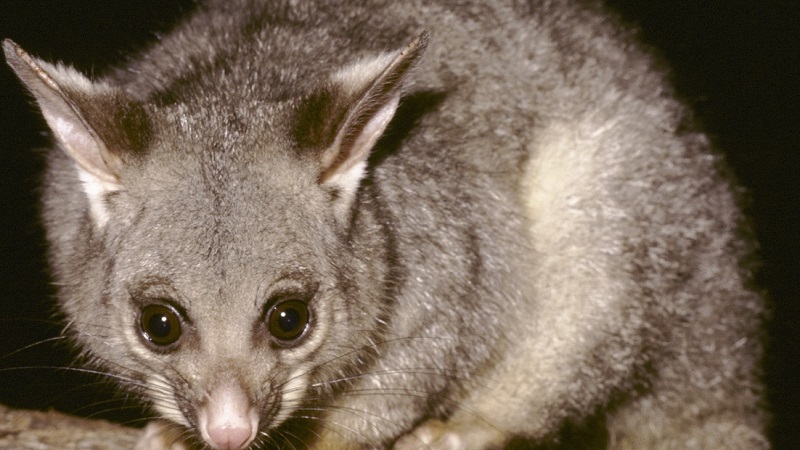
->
[267,299,310,343]
[139,303,182,347]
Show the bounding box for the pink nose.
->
[199,381,259,450]
[208,424,252,450]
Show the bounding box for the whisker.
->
[275,334,462,393]
[306,366,491,391]
[0,335,69,359]
[290,412,381,450]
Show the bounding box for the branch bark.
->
[0,404,141,449]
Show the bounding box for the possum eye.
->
[139,304,182,347]
[267,299,310,343]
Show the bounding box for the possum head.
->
[3,34,427,449]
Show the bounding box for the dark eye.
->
[139,304,182,347]
[267,299,310,343]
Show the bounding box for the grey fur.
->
[4,0,767,449]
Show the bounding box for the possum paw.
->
[134,421,191,450]
[393,418,506,450]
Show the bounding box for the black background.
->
[0,1,797,448]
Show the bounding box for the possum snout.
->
[198,381,259,450]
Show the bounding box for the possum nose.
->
[207,424,251,450]
[199,382,259,450]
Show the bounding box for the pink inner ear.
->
[4,40,124,228]
[336,94,401,178]
[46,112,117,184]
[318,91,401,187]
[4,41,121,185]
[319,33,427,188]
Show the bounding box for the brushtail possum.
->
[3,0,767,449]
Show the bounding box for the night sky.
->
[0,1,797,448]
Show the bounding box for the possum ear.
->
[3,39,150,227]
[293,33,428,217]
